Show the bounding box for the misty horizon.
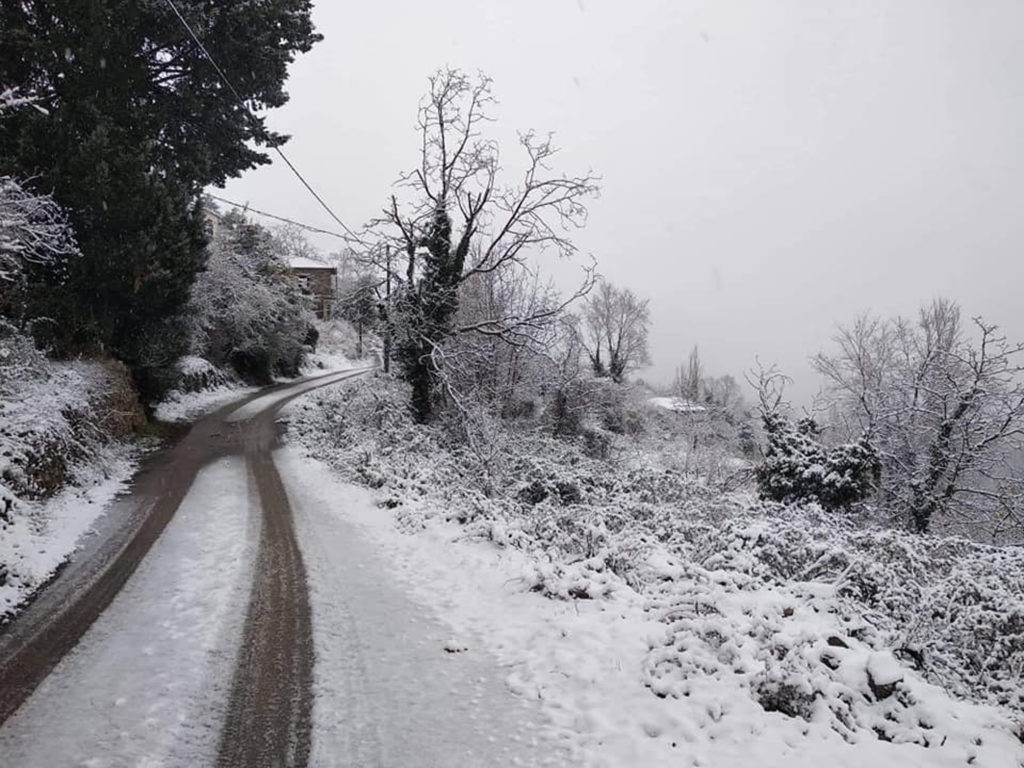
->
[215,0,1024,404]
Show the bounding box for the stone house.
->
[288,257,337,320]
[201,207,222,240]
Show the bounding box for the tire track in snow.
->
[0,368,370,767]
[217,367,372,767]
[0,458,256,766]
[0,392,245,725]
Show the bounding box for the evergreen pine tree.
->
[756,410,880,511]
[0,0,320,400]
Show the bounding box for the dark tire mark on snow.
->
[0,369,368,731]
[218,368,370,768]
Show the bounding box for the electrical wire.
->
[205,193,348,240]
[161,0,365,244]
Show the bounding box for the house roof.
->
[648,396,706,414]
[288,257,336,271]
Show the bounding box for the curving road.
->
[0,368,370,765]
[0,366,559,768]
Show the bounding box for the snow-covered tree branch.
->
[0,175,77,289]
[373,68,599,421]
[813,298,1024,540]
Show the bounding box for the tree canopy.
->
[0,0,320,399]
[580,280,651,383]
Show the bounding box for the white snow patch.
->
[288,256,335,271]
[302,317,377,374]
[154,383,257,423]
[0,457,257,766]
[302,349,359,375]
[278,447,573,767]
[277,446,1024,768]
[0,441,138,619]
[867,652,905,688]
[176,355,216,377]
[647,396,705,414]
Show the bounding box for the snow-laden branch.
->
[813,299,1024,541]
[0,176,79,286]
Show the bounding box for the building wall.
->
[292,267,337,320]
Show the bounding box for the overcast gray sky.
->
[218,0,1024,402]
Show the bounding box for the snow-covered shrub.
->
[288,373,1024,753]
[1,331,143,503]
[0,317,46,380]
[173,355,231,394]
[756,412,880,511]
[186,214,313,383]
[0,351,142,616]
[1,322,144,594]
[1,326,142,599]
[641,504,1024,716]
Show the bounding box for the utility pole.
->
[382,245,392,373]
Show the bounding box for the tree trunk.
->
[409,349,432,423]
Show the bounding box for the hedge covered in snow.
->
[0,323,143,617]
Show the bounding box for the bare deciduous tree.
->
[814,298,1024,541]
[675,345,704,402]
[375,68,599,421]
[579,280,650,383]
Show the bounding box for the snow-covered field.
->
[284,374,1024,768]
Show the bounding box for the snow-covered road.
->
[0,458,256,766]
[0,369,559,767]
[279,448,564,767]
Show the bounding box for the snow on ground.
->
[0,441,138,620]
[302,317,378,375]
[278,446,570,767]
[225,367,369,423]
[302,349,362,374]
[0,457,257,767]
[647,396,705,414]
[279,444,1024,767]
[154,383,258,423]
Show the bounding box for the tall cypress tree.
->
[0,0,320,400]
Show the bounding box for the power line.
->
[162,0,365,244]
[205,193,349,240]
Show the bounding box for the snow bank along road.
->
[0,368,370,765]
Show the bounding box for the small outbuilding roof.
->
[648,396,706,414]
[288,257,336,271]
